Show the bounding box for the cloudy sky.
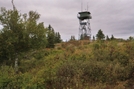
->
[0,0,134,40]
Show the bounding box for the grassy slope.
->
[0,40,134,89]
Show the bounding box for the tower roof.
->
[78,11,92,20]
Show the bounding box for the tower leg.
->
[78,19,91,40]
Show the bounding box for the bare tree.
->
[11,0,16,10]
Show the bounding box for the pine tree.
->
[70,36,76,41]
[57,32,62,43]
[96,29,105,40]
[93,36,95,41]
[106,35,110,41]
[128,36,134,41]
[46,25,62,48]
[46,25,55,48]
[111,35,115,40]
[54,32,61,43]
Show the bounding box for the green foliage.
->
[92,35,95,41]
[70,35,76,41]
[128,36,134,41]
[106,35,110,40]
[96,29,105,40]
[46,25,55,48]
[54,32,62,43]
[111,34,115,40]
[46,25,61,48]
[0,7,47,62]
[1,40,134,88]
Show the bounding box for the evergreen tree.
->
[96,29,105,40]
[70,36,76,41]
[46,25,62,48]
[128,36,134,41]
[80,33,89,40]
[106,35,110,41]
[111,35,115,40]
[54,32,58,43]
[80,34,83,40]
[93,36,95,41]
[55,32,62,43]
[46,25,55,48]
[57,32,62,42]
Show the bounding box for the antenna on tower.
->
[81,0,83,11]
[87,2,89,11]
[77,1,92,40]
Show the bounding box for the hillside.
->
[0,40,134,89]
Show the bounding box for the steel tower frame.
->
[78,11,92,40]
[78,19,91,40]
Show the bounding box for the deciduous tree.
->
[0,6,47,66]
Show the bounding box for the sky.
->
[0,0,134,41]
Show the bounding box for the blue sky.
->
[0,0,134,40]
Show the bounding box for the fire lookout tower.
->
[77,10,92,40]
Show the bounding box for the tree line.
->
[94,29,134,41]
[94,29,115,41]
[70,29,134,41]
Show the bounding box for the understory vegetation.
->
[0,40,134,89]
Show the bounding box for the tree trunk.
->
[14,54,18,73]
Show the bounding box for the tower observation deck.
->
[77,11,92,40]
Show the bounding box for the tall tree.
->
[106,35,110,41]
[46,25,55,48]
[93,35,95,41]
[96,29,105,40]
[128,36,134,41]
[55,32,62,43]
[46,25,62,48]
[70,36,76,41]
[0,6,47,66]
[111,35,115,40]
